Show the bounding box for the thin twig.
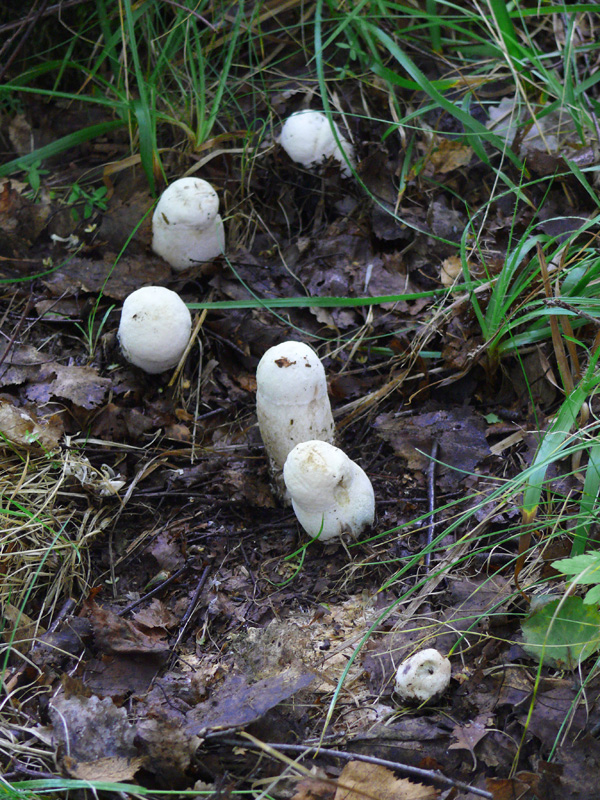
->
[229,735,493,799]
[118,561,191,616]
[167,562,212,663]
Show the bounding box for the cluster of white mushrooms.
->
[256,341,373,541]
[117,109,353,374]
[255,341,451,701]
[113,115,451,705]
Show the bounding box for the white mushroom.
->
[279,110,355,177]
[256,341,334,474]
[283,440,374,541]
[152,177,225,271]
[118,286,192,374]
[394,649,451,704]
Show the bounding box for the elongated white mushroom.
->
[394,649,451,703]
[256,341,334,474]
[280,110,355,177]
[118,286,192,374]
[152,177,225,271]
[283,440,374,541]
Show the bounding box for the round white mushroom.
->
[394,649,451,704]
[283,440,374,541]
[118,286,192,374]
[256,341,335,474]
[280,110,355,177]
[152,177,225,271]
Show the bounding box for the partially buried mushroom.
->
[283,440,375,541]
[152,177,225,271]
[280,110,355,177]
[118,286,192,374]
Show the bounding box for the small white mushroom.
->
[283,440,374,541]
[118,286,192,374]
[394,649,451,704]
[279,110,355,177]
[152,177,225,271]
[256,341,335,474]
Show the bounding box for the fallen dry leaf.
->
[186,668,315,735]
[43,255,171,301]
[0,400,63,451]
[334,762,438,800]
[440,255,462,287]
[292,777,336,800]
[63,754,144,782]
[374,405,490,491]
[449,714,489,759]
[50,693,138,766]
[85,600,170,655]
[428,138,473,174]
[25,362,112,409]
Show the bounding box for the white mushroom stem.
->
[256,341,334,474]
[283,440,374,541]
[152,177,225,271]
[394,649,451,703]
[118,286,192,374]
[279,110,355,177]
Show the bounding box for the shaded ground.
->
[2,12,600,799]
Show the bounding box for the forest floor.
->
[2,4,600,799]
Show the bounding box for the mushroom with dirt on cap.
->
[394,648,451,704]
[283,440,375,541]
[256,340,335,476]
[152,177,225,271]
[279,110,355,177]
[118,285,192,374]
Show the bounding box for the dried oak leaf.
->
[334,762,438,800]
[25,363,111,409]
[133,599,179,631]
[449,713,489,759]
[50,693,139,769]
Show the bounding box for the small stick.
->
[168,562,212,663]
[423,440,439,570]
[118,561,191,616]
[232,735,493,800]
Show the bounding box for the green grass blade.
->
[572,442,600,556]
[363,22,522,170]
[188,289,450,311]
[0,120,125,177]
[523,352,600,520]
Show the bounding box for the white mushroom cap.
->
[118,286,192,374]
[279,110,355,177]
[283,440,374,541]
[256,341,334,472]
[394,649,451,703]
[152,177,225,271]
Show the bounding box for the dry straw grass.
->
[1,444,111,630]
